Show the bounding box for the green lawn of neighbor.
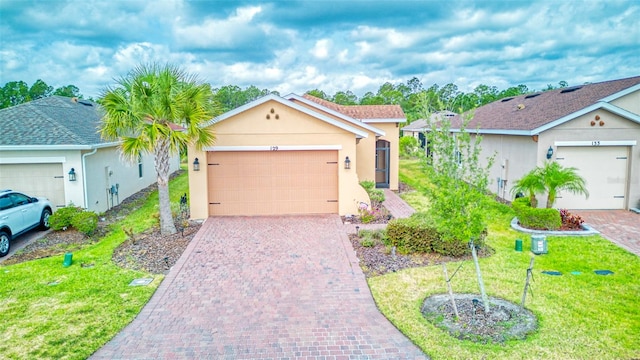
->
[0,171,190,360]
[369,159,640,360]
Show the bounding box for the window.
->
[138,154,143,178]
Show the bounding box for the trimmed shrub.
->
[513,199,561,230]
[387,213,439,253]
[71,211,98,236]
[49,205,82,230]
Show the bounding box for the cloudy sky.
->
[1,0,638,99]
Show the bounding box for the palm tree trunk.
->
[155,138,177,235]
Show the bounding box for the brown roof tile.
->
[302,94,405,120]
[453,75,640,132]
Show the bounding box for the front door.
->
[375,140,390,188]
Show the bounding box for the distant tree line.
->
[0,79,84,109]
[1,78,570,120]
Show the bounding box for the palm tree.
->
[100,63,218,235]
[539,161,589,208]
[510,168,546,207]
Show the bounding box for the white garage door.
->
[555,146,628,209]
[207,151,339,216]
[0,163,66,209]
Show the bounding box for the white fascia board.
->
[206,93,369,139]
[0,142,120,151]
[0,156,66,164]
[283,93,386,136]
[448,128,532,136]
[363,118,407,123]
[599,83,640,103]
[533,102,640,134]
[204,145,343,152]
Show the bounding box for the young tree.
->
[100,63,219,235]
[422,104,494,311]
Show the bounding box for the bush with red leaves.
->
[559,209,584,230]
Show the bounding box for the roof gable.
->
[205,93,369,138]
[284,93,386,136]
[0,96,106,147]
[452,76,640,134]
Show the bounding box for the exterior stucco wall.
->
[188,100,369,219]
[0,147,178,213]
[355,135,376,183]
[82,147,174,213]
[475,134,538,201]
[541,109,640,209]
[611,90,640,115]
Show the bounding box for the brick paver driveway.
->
[91,215,427,359]
[574,210,640,256]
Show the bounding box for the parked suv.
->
[0,190,53,257]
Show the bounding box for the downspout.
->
[82,148,98,209]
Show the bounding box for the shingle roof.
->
[401,111,457,131]
[0,96,106,146]
[452,76,640,132]
[302,94,405,121]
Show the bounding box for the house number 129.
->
[270,146,279,151]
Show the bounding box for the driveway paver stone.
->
[91,215,427,359]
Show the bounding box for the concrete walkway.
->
[91,215,427,359]
[573,210,640,256]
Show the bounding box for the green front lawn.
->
[369,159,640,359]
[0,172,190,360]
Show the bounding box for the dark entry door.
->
[375,140,390,188]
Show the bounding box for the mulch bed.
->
[349,233,494,278]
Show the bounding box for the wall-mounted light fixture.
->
[344,156,351,169]
[193,158,200,171]
[68,168,77,181]
[546,146,554,160]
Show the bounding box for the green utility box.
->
[531,234,548,255]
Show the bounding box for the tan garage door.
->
[0,163,66,209]
[555,146,628,209]
[207,151,339,216]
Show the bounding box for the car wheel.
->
[0,231,10,258]
[40,209,52,230]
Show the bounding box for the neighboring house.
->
[402,110,457,150]
[449,76,640,210]
[187,93,405,218]
[0,96,180,213]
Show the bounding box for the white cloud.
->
[173,5,264,49]
[310,39,331,59]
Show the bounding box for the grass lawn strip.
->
[0,171,190,360]
[367,159,640,360]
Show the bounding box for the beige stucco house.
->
[187,93,405,218]
[449,76,640,210]
[0,96,180,213]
